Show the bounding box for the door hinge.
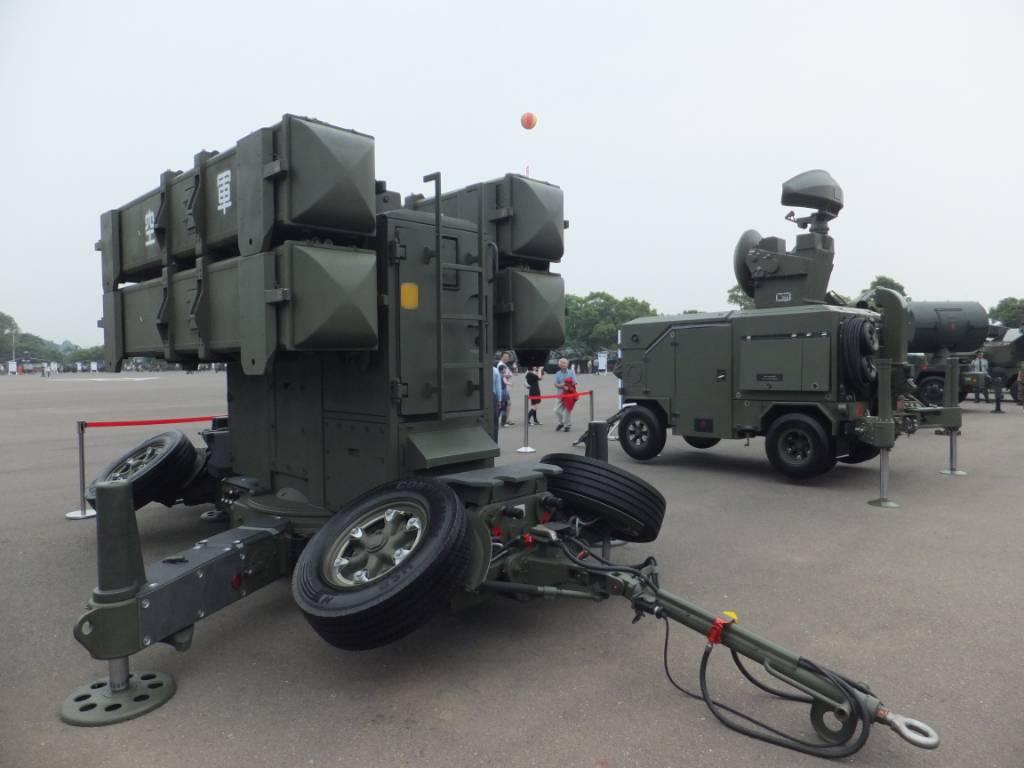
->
[390,378,408,402]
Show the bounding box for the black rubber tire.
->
[683,436,720,449]
[85,431,197,510]
[917,376,945,407]
[859,319,880,354]
[836,441,880,465]
[617,405,666,461]
[840,316,877,392]
[292,478,471,651]
[1010,376,1022,404]
[539,453,666,542]
[764,414,835,480]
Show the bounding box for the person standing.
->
[553,357,576,432]
[969,351,990,403]
[525,366,543,425]
[497,351,515,427]
[492,357,503,436]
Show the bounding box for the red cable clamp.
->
[706,611,738,645]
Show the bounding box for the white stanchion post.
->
[516,392,536,453]
[66,420,96,520]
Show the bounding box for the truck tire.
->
[683,436,720,449]
[1010,375,1022,404]
[85,431,197,511]
[617,405,666,460]
[916,376,945,407]
[836,441,880,465]
[292,478,471,650]
[540,453,665,542]
[765,414,835,480]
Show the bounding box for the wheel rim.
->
[108,445,163,481]
[626,418,650,446]
[322,501,427,589]
[779,428,813,465]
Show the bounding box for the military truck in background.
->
[983,324,1024,402]
[615,170,961,480]
[905,301,989,407]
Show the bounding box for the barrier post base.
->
[515,446,537,453]
[66,508,97,521]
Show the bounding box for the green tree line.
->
[1,311,103,363]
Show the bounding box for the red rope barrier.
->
[83,416,223,429]
[529,391,593,401]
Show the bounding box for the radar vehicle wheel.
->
[85,430,197,510]
[292,478,471,650]
[540,453,665,542]
[617,406,666,460]
[683,436,720,449]
[765,414,835,480]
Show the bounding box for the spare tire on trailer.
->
[85,430,197,511]
[292,478,471,651]
[539,453,666,542]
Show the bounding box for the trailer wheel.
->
[85,431,197,510]
[765,414,835,480]
[540,453,666,542]
[1010,375,1021,403]
[292,478,470,651]
[916,376,945,407]
[617,405,666,460]
[836,441,880,465]
[683,436,720,449]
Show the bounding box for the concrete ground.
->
[1,371,1021,768]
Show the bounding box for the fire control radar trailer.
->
[63,120,937,758]
[614,170,962,480]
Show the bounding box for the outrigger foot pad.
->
[60,671,176,726]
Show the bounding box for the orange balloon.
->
[521,112,538,130]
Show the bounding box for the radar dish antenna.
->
[733,229,762,298]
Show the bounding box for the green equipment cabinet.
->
[616,170,962,480]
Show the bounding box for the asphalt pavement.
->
[1,371,1021,768]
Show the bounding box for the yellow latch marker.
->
[400,282,419,310]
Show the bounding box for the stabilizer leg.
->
[60,480,176,726]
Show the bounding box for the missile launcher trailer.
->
[98,114,567,514]
[616,170,962,480]
[64,125,939,758]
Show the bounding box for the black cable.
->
[698,642,872,758]
[556,539,658,591]
[660,618,871,758]
[730,650,812,703]
[559,535,873,757]
[660,620,825,744]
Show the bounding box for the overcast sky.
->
[1,0,1020,347]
